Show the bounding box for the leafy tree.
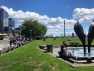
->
[21,20,47,38]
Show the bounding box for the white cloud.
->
[73,8,94,22]
[0,6,76,36]
[1,6,50,20]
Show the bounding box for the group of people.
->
[9,35,30,47]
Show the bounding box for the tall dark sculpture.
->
[74,21,94,54]
[88,24,94,53]
[74,22,86,54]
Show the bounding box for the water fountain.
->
[67,21,94,63]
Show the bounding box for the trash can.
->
[47,44,53,53]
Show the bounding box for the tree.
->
[21,20,47,38]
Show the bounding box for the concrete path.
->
[0,40,9,52]
[52,48,94,67]
[53,48,60,56]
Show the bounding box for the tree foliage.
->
[21,20,47,38]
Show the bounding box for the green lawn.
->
[0,37,94,71]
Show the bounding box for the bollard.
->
[47,44,53,53]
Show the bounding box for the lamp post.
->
[9,27,11,36]
[19,25,21,39]
[20,28,21,39]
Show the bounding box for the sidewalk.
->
[0,40,10,52]
[51,48,94,67]
[0,44,10,50]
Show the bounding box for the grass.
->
[38,37,81,48]
[0,37,94,71]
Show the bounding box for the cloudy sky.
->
[0,0,94,36]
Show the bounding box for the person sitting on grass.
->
[58,45,72,60]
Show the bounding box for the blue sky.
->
[1,0,94,18]
[0,0,94,36]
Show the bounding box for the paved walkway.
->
[0,40,9,51]
[0,44,9,50]
[53,48,60,56]
[52,48,94,67]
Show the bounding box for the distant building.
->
[0,8,9,33]
[0,8,15,34]
[72,32,75,37]
[9,18,15,33]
